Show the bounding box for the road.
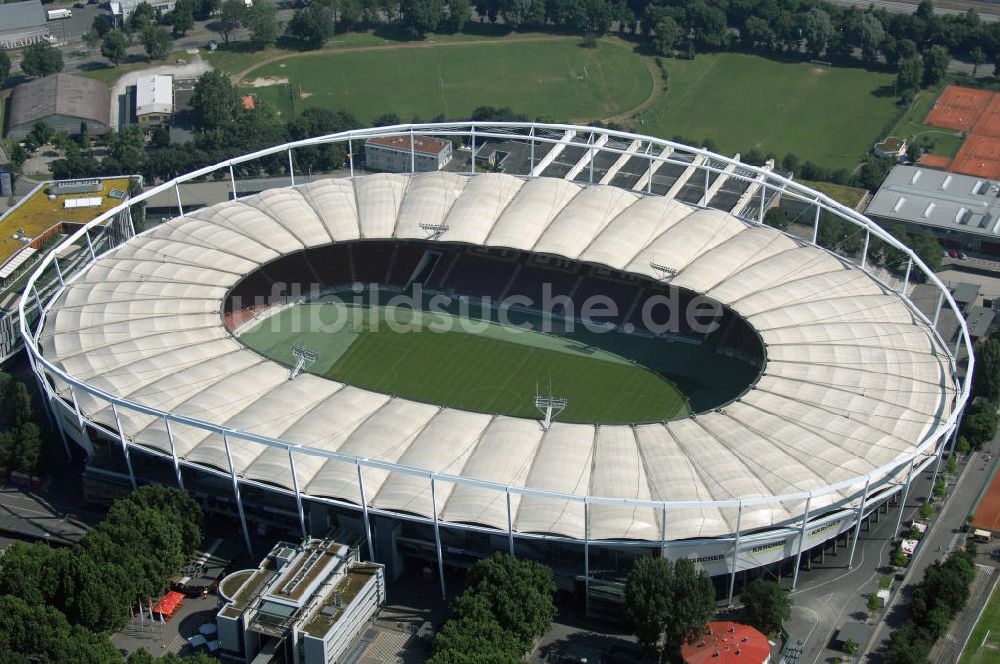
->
[825,0,1000,21]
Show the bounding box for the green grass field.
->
[640,54,900,169]
[960,579,1000,664]
[239,302,696,424]
[238,39,652,124]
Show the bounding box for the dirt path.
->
[231,34,580,83]
[602,54,663,125]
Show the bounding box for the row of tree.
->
[0,372,45,476]
[428,552,557,663]
[0,486,202,638]
[883,549,977,664]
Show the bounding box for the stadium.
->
[18,123,971,609]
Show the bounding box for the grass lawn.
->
[78,51,191,86]
[239,302,691,424]
[237,39,651,124]
[640,53,899,170]
[799,179,869,209]
[960,579,1000,664]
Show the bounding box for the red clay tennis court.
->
[924,85,1000,179]
[925,85,994,131]
[971,463,1000,534]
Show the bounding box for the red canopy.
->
[682,622,771,664]
[152,591,185,619]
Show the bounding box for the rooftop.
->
[0,1,47,34]
[0,177,130,269]
[136,74,173,116]
[366,134,451,156]
[967,305,995,337]
[7,74,111,133]
[302,564,380,638]
[867,165,1000,238]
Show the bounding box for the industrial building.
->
[866,164,1000,255]
[0,0,51,50]
[6,74,111,139]
[135,74,173,129]
[216,535,385,663]
[364,135,452,172]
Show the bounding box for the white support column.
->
[583,499,590,617]
[32,284,43,313]
[660,503,668,558]
[588,133,595,184]
[861,229,871,269]
[506,489,515,556]
[892,461,916,541]
[126,206,136,238]
[470,126,476,177]
[704,160,710,200]
[529,125,536,174]
[163,417,184,490]
[223,433,253,556]
[928,427,954,505]
[174,182,184,217]
[85,231,96,260]
[111,403,137,489]
[409,128,416,174]
[229,163,238,200]
[758,182,766,223]
[357,462,375,562]
[287,148,295,187]
[933,291,945,327]
[646,144,654,195]
[68,384,85,431]
[430,476,446,600]
[349,135,355,177]
[847,476,872,568]
[53,257,64,287]
[791,493,813,590]
[902,258,913,295]
[812,203,821,245]
[728,501,743,606]
[288,447,306,538]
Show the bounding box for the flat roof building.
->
[0,1,50,50]
[6,74,111,139]
[365,135,453,173]
[135,74,173,129]
[216,535,385,664]
[867,165,1000,255]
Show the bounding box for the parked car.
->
[949,248,959,258]
[958,251,968,260]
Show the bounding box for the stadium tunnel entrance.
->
[223,239,767,424]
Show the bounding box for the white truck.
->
[46,8,73,19]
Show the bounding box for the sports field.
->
[238,302,697,424]
[240,39,652,124]
[960,579,1000,664]
[640,53,899,170]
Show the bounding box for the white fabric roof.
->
[40,172,956,542]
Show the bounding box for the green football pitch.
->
[961,579,1000,664]
[238,301,704,424]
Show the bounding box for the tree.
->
[20,42,64,77]
[653,17,681,56]
[245,0,280,49]
[868,593,881,612]
[897,55,922,101]
[463,553,556,650]
[764,207,790,231]
[288,4,336,48]
[891,542,909,567]
[0,595,121,663]
[743,15,774,50]
[802,8,835,57]
[83,28,102,54]
[129,1,157,30]
[843,639,858,656]
[172,0,196,36]
[625,557,714,660]
[141,25,172,60]
[741,580,791,635]
[961,399,996,447]
[92,12,115,36]
[923,45,949,87]
[851,13,885,64]
[446,0,470,32]
[884,621,932,664]
[971,46,985,77]
[975,338,1000,401]
[0,50,9,87]
[401,0,444,36]
[101,31,128,66]
[956,435,971,455]
[428,593,523,664]
[191,70,241,131]
[218,0,244,43]
[948,455,957,474]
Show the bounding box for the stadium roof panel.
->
[39,171,956,542]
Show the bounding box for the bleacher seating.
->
[307,244,352,286]
[438,252,517,296]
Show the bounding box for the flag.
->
[138,603,144,624]
[149,603,155,623]
[159,611,164,625]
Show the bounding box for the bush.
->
[919,501,933,520]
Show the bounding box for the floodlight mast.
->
[289,345,318,380]
[534,382,567,430]
[650,260,677,280]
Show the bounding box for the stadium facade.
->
[18,124,971,610]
